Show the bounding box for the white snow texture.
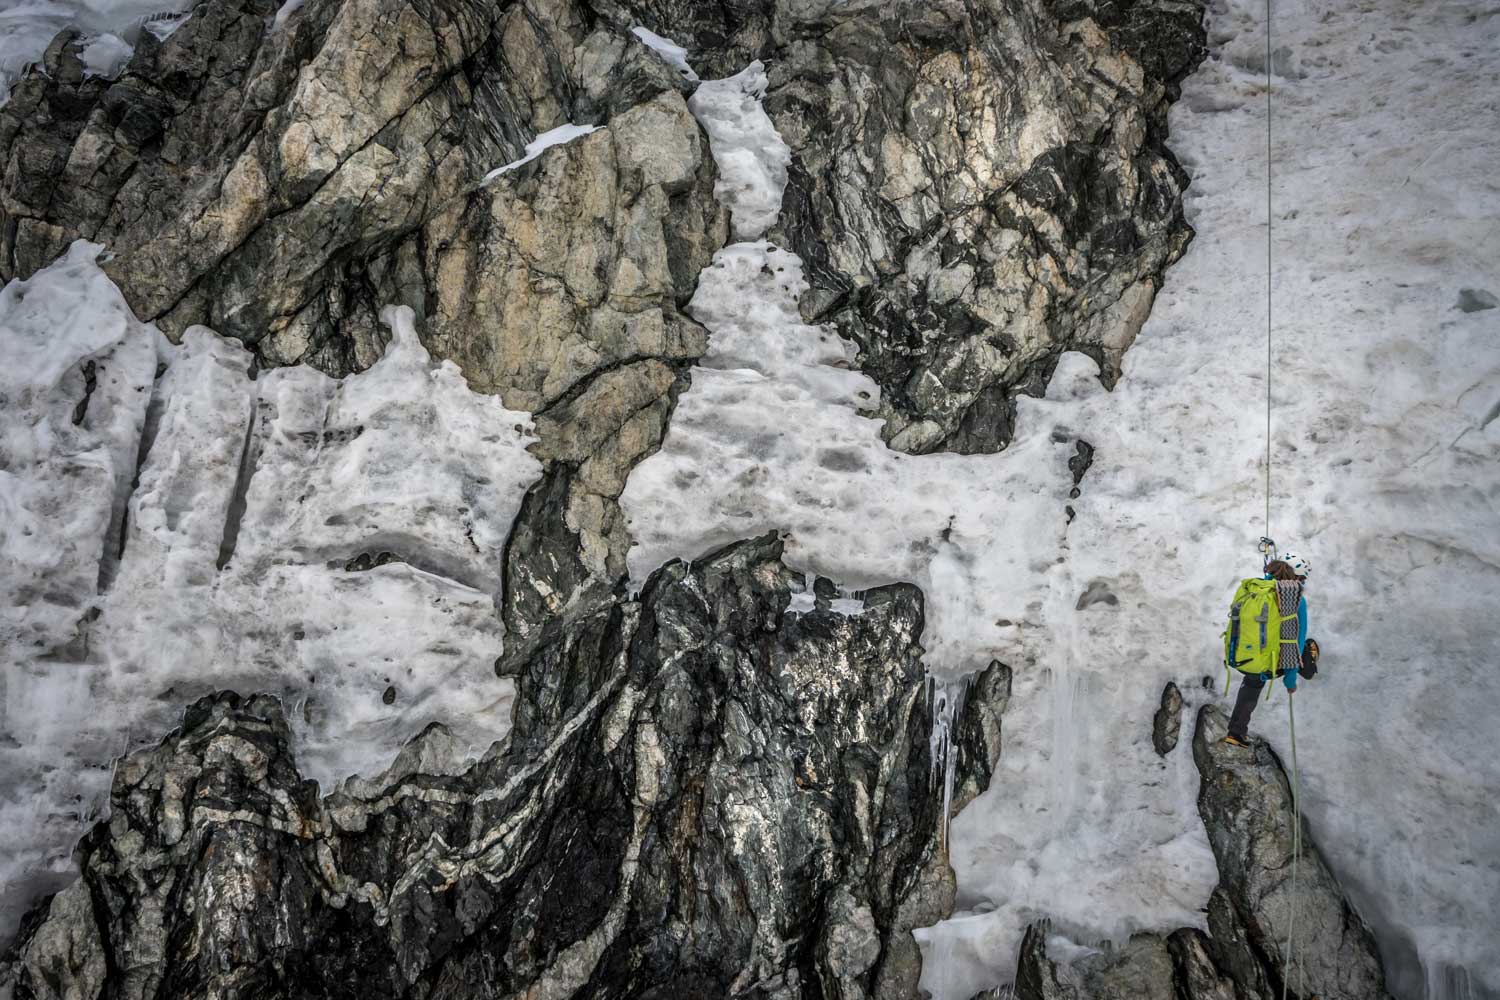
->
[1,2,1498,998]
[483,123,602,184]
[0,247,539,942]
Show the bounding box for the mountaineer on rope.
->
[1220,550,1321,748]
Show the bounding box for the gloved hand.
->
[1302,638,1320,680]
[1282,667,1299,692]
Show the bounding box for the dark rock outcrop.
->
[1015,922,1175,1000]
[952,660,1012,814]
[762,0,1206,452]
[1191,705,1393,1000]
[1001,706,1392,1000]
[8,534,990,1000]
[1151,680,1182,756]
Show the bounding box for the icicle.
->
[928,673,972,854]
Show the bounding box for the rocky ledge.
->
[986,705,1392,1000]
[4,534,1006,1000]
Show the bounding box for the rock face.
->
[0,0,724,643]
[626,0,1207,452]
[1,0,1204,458]
[0,0,735,642]
[0,0,1210,654]
[952,660,1012,813]
[0,0,1294,996]
[1004,706,1392,1000]
[1191,706,1392,1000]
[561,0,1210,453]
[0,0,719,373]
[772,0,1207,453]
[8,535,985,1000]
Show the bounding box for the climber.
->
[1222,552,1319,748]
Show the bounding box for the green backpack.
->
[1222,578,1301,693]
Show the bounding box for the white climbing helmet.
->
[1281,551,1312,579]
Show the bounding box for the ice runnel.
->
[927,675,970,851]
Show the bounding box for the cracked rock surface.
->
[614,0,1207,452]
[0,0,717,375]
[8,535,989,1000]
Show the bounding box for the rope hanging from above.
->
[1262,6,1306,998]
[1265,0,1273,543]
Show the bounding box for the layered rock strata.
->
[7,535,999,1000]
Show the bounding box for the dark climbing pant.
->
[1228,672,1268,741]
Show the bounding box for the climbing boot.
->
[1221,733,1252,749]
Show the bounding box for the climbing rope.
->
[1264,0,1274,542]
[1285,688,1306,999]
[1261,4,1305,998]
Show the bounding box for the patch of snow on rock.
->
[631,25,697,83]
[687,61,790,240]
[483,123,602,184]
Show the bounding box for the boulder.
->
[1192,705,1393,1000]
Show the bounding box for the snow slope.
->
[0,249,538,942]
[624,4,1500,997]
